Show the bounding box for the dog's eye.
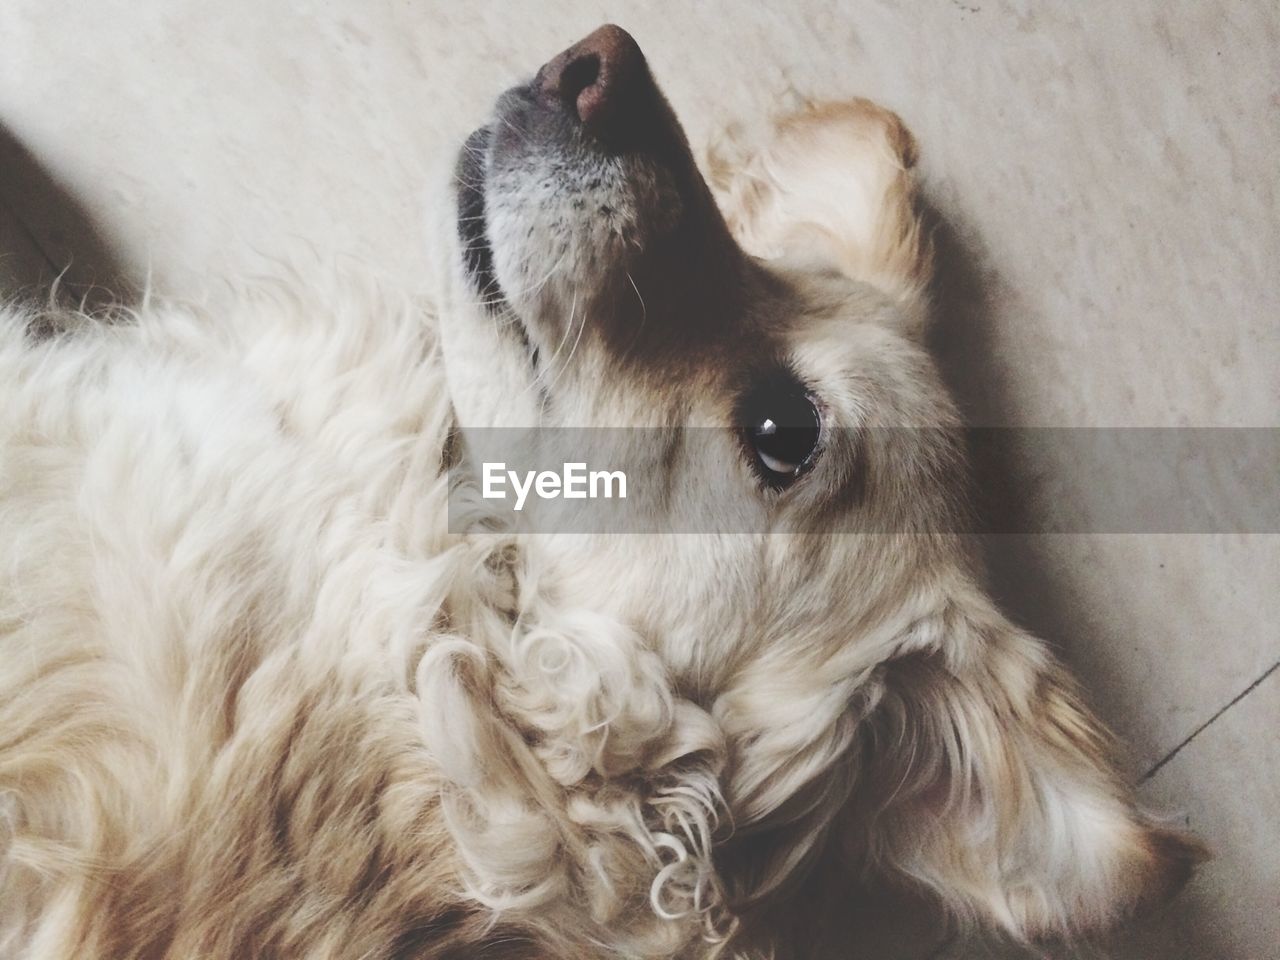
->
[741,383,822,486]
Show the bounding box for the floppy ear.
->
[708,98,932,336]
[852,598,1205,940]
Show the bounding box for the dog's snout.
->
[536,24,648,142]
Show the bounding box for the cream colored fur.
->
[0,93,1199,960]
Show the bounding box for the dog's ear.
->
[850,598,1206,940]
[708,99,932,337]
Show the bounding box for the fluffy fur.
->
[1,28,1200,960]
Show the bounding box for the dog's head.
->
[434,24,1201,954]
[443,24,954,678]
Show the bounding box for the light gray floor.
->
[2,2,1276,957]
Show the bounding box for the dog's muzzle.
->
[453,25,686,300]
[455,24,745,363]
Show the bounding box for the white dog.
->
[0,24,1200,960]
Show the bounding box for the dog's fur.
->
[0,27,1200,960]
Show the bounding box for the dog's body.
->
[1,26,1198,960]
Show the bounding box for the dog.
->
[0,23,1201,960]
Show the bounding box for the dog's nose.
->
[536,24,648,141]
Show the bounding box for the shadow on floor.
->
[923,198,1086,655]
[0,120,131,307]
[904,196,1231,960]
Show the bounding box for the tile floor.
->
[1,2,1275,956]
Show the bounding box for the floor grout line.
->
[1141,657,1280,784]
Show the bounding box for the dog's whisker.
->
[536,290,587,406]
[621,270,648,356]
[520,288,576,400]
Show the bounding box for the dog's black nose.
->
[536,24,649,142]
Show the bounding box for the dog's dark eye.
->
[741,381,822,486]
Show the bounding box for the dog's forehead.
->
[719,267,921,403]
[556,263,926,430]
